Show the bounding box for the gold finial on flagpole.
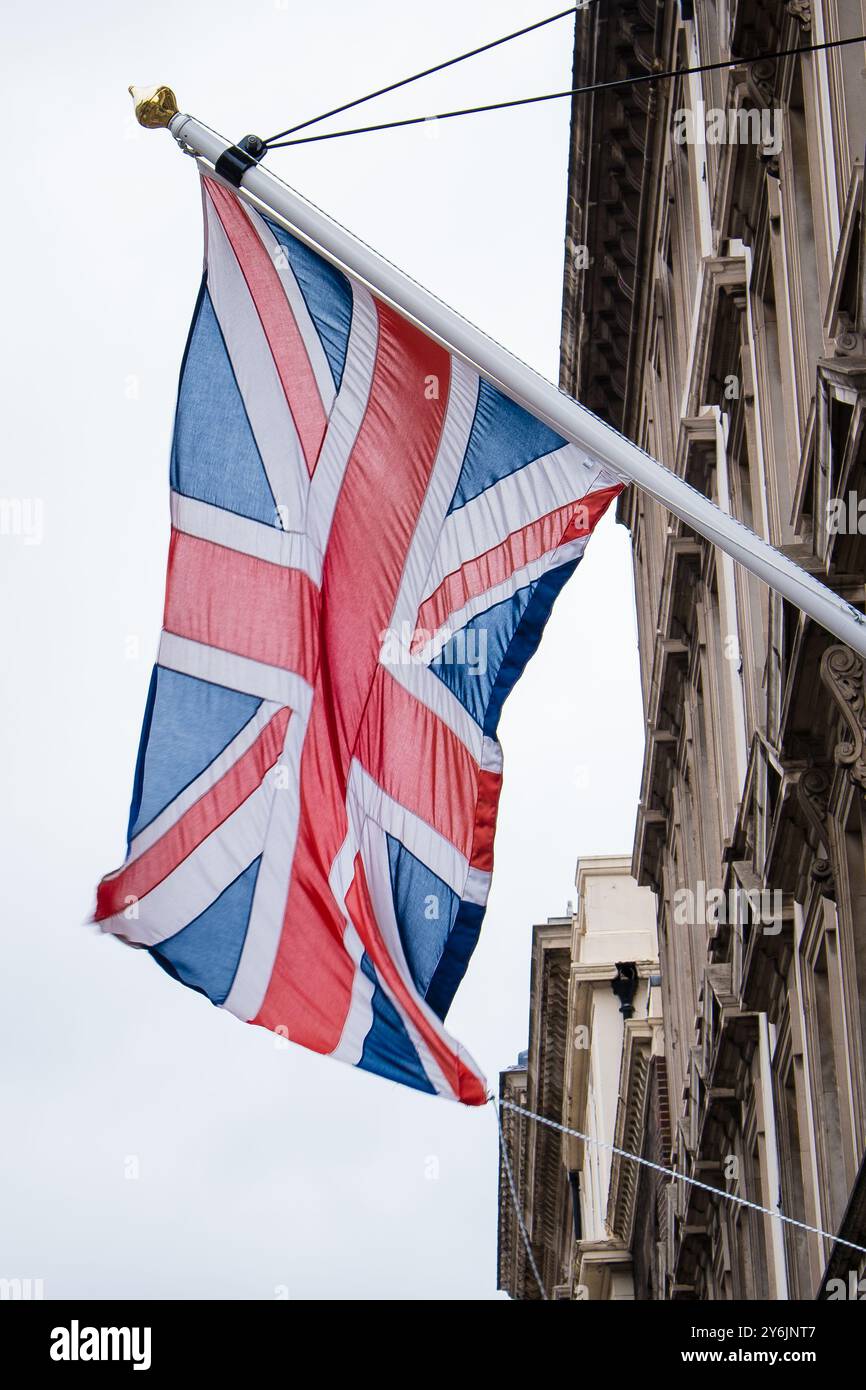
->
[129,85,179,129]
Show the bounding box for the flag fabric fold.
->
[95,169,621,1104]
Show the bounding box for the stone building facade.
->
[497,857,659,1299]
[557,0,866,1297]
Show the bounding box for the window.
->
[695,0,728,196]
[799,887,855,1239]
[750,245,799,546]
[726,407,769,739]
[766,60,825,467]
[774,1019,813,1297]
[668,73,701,354]
[691,666,724,877]
[841,795,866,1082]
[739,1114,770,1300]
[702,563,741,839]
[822,3,866,216]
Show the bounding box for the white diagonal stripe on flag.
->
[127,698,283,862]
[170,492,322,583]
[99,781,276,948]
[387,357,479,638]
[348,759,469,896]
[158,632,314,709]
[204,188,308,529]
[305,282,378,555]
[421,451,613,602]
[222,701,311,1021]
[415,535,591,664]
[242,200,338,414]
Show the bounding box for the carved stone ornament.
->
[796,766,833,884]
[758,146,781,181]
[820,645,866,789]
[834,313,866,358]
[785,1,812,31]
[746,61,776,108]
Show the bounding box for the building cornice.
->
[559,0,666,430]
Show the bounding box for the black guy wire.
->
[263,3,598,145]
[265,31,866,149]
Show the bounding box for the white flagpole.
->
[131,90,866,660]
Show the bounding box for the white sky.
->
[1,0,644,1299]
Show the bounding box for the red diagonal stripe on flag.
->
[356,667,493,861]
[414,483,623,647]
[204,176,328,474]
[345,853,487,1105]
[95,707,291,921]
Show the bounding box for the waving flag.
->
[95,170,621,1104]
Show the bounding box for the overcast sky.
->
[1,0,644,1299]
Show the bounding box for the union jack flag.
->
[95,170,621,1104]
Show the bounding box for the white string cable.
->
[500,1098,866,1257]
[492,1096,549,1299]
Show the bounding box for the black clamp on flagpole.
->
[215,134,267,187]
